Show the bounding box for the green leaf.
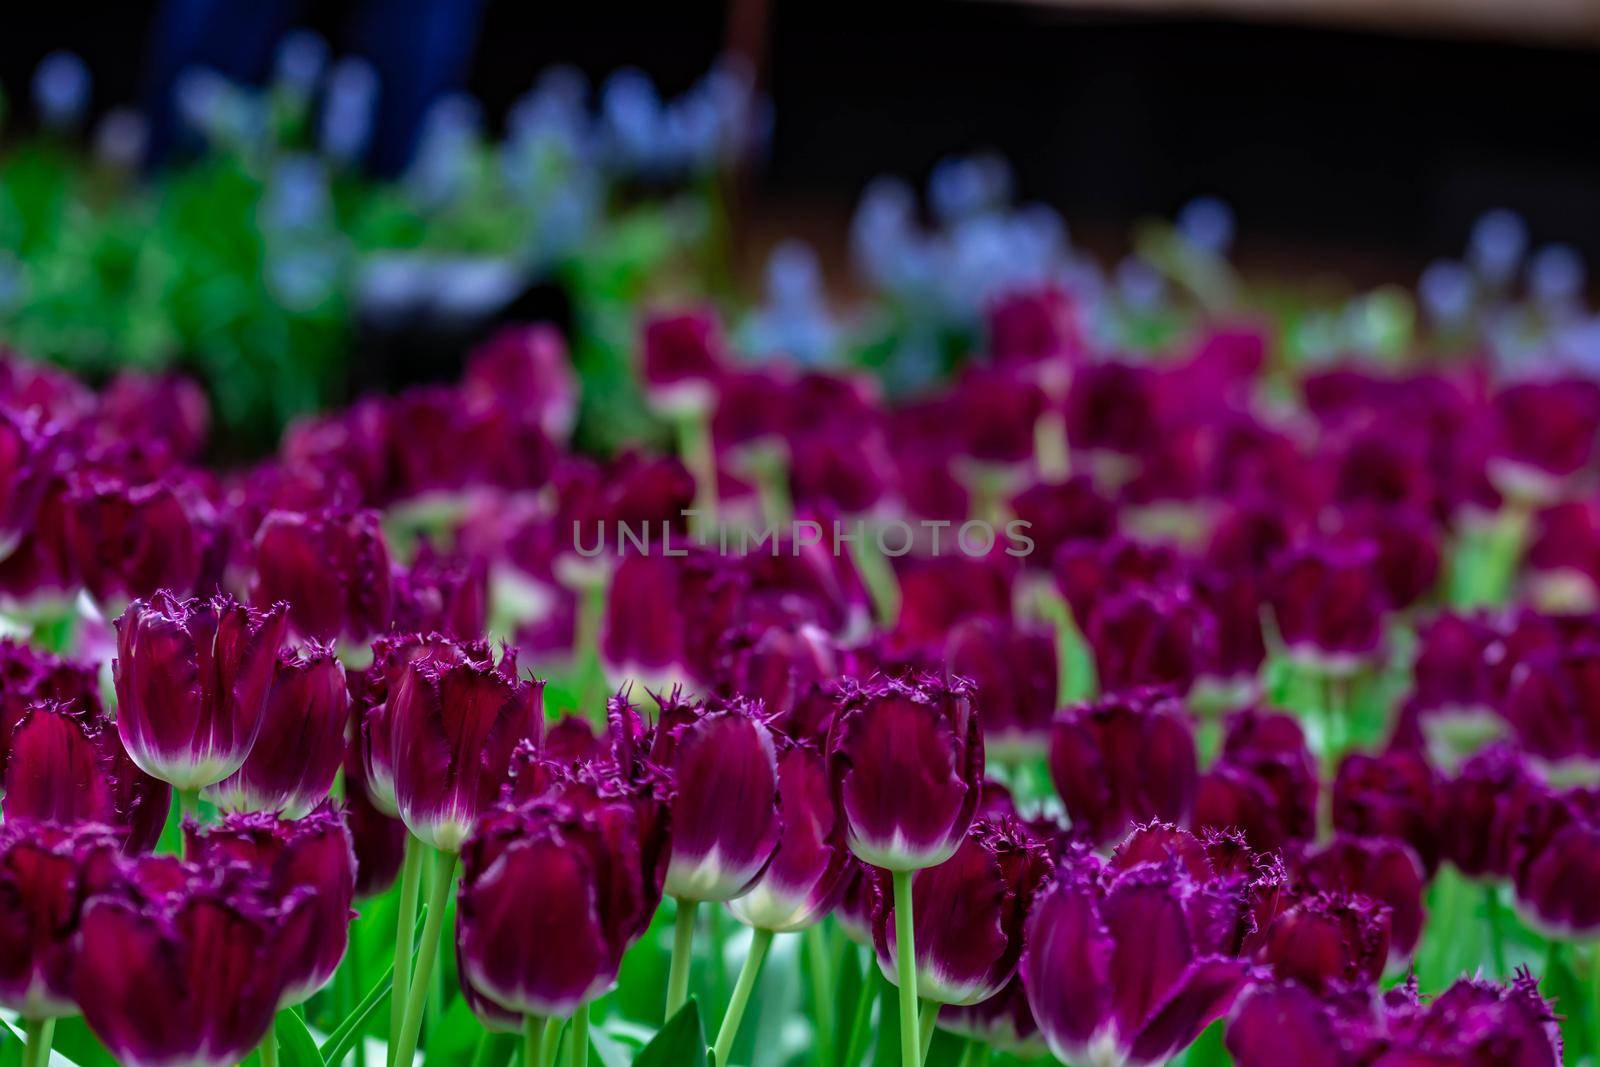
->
[420,990,483,1066]
[634,1000,707,1067]
[317,962,395,1065]
[272,1010,322,1067]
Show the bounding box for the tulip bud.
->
[112,591,289,791]
[946,617,1058,760]
[207,643,348,815]
[651,694,782,902]
[874,817,1052,1005]
[185,804,356,1004]
[65,475,212,604]
[827,674,984,871]
[1085,585,1216,696]
[75,861,304,1067]
[1512,786,1600,937]
[251,508,393,643]
[1267,540,1389,672]
[1257,891,1392,993]
[457,796,657,1020]
[387,642,544,851]
[1331,750,1440,873]
[986,284,1078,372]
[463,324,578,441]
[1194,709,1318,852]
[1299,836,1427,964]
[0,822,122,1019]
[728,740,849,931]
[2,701,171,853]
[1022,857,1252,1066]
[642,309,726,414]
[1049,689,1197,846]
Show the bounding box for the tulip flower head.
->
[112,591,289,791]
[827,674,984,871]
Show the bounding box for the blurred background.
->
[2,0,1598,452]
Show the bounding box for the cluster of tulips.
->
[2,273,1599,1067]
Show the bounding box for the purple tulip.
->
[827,674,984,871]
[836,858,880,946]
[1267,540,1389,671]
[712,621,837,738]
[97,372,210,461]
[893,555,1013,651]
[1502,644,1600,763]
[251,508,393,643]
[1440,744,1544,879]
[642,308,727,413]
[2,701,171,853]
[1064,360,1158,457]
[1331,750,1441,873]
[948,365,1047,465]
[1512,786,1600,937]
[0,408,59,561]
[1257,891,1391,993]
[1227,971,1561,1067]
[602,550,747,687]
[1085,585,1216,696]
[874,816,1052,1005]
[462,324,578,441]
[1194,709,1318,852]
[392,540,489,639]
[946,617,1058,759]
[206,643,348,815]
[112,591,289,791]
[1049,689,1197,846]
[939,976,1047,1058]
[650,693,783,902]
[1490,377,1600,502]
[75,861,302,1067]
[185,804,355,1004]
[66,476,210,603]
[387,641,544,851]
[0,822,122,1018]
[986,284,1079,376]
[728,740,850,930]
[1021,854,1253,1065]
[1299,836,1427,964]
[457,795,658,1019]
[1008,476,1115,564]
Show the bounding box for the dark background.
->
[3,0,1600,284]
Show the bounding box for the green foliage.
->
[635,1000,707,1067]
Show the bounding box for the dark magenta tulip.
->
[457,795,658,1019]
[112,591,289,791]
[75,861,303,1067]
[1490,377,1600,501]
[1267,540,1389,671]
[207,642,347,815]
[1085,585,1216,696]
[387,641,544,851]
[1440,744,1544,880]
[986,284,1079,375]
[1299,835,1427,964]
[65,476,211,603]
[1257,891,1391,993]
[1194,709,1318,852]
[0,822,122,1018]
[945,617,1058,759]
[1331,750,1441,873]
[1227,971,1561,1067]
[728,740,850,931]
[827,674,984,871]
[342,716,408,898]
[939,976,1047,1059]
[1512,786,1600,937]
[1049,689,1197,846]
[251,508,393,643]
[874,817,1052,1005]
[2,701,171,853]
[1021,853,1253,1065]
[641,308,726,413]
[1008,476,1115,564]
[1502,645,1600,763]
[652,694,783,902]
[462,324,578,441]
[185,804,356,1004]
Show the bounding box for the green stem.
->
[806,927,836,1067]
[841,951,878,1067]
[713,927,775,1067]
[848,529,900,628]
[1588,947,1600,1065]
[523,1015,543,1067]
[956,1040,989,1067]
[21,1017,54,1067]
[540,1017,565,1066]
[390,835,422,1066]
[568,1003,589,1067]
[260,1028,280,1067]
[391,848,458,1067]
[575,575,608,724]
[1484,884,1509,977]
[666,896,700,1018]
[892,871,920,1067]
[179,788,202,822]
[917,1000,939,1065]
